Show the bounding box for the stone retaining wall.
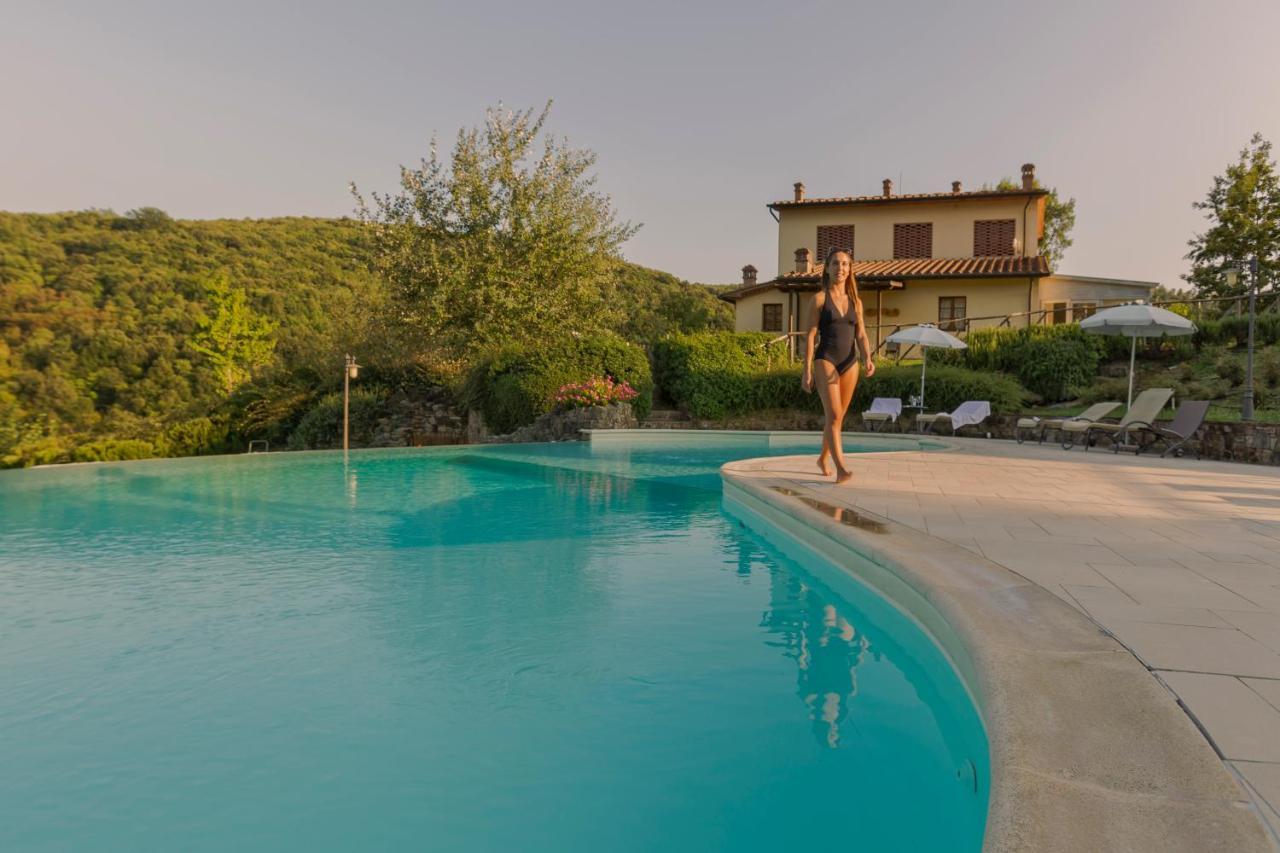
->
[368,387,466,447]
[470,403,637,444]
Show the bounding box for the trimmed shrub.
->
[653,332,810,419]
[850,364,1029,414]
[935,324,1100,400]
[71,438,157,463]
[462,333,652,434]
[287,386,389,450]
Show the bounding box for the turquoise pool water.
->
[0,436,987,851]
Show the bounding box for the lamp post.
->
[343,354,360,451]
[1226,258,1259,421]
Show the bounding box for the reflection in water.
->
[752,547,874,749]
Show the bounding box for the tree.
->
[992,178,1076,269]
[352,102,638,360]
[190,273,277,395]
[1184,133,1280,298]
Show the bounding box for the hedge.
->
[933,325,1100,402]
[461,333,653,434]
[655,332,1029,418]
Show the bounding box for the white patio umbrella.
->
[885,323,967,408]
[1079,302,1197,407]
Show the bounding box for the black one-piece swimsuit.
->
[816,296,860,375]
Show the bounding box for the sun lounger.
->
[1069,387,1173,451]
[916,401,991,436]
[1016,401,1122,445]
[1122,400,1210,458]
[862,397,903,432]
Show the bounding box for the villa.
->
[721,164,1158,352]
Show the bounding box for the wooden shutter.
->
[893,223,933,259]
[762,303,783,332]
[973,219,1016,255]
[816,225,855,262]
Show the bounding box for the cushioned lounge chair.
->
[862,397,903,432]
[1072,388,1173,451]
[1124,400,1210,458]
[916,401,991,436]
[1016,401,1123,445]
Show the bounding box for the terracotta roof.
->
[769,188,1046,210]
[717,255,1050,302]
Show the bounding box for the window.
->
[938,296,967,332]
[1072,301,1098,321]
[973,219,1016,256]
[816,224,855,262]
[762,303,783,332]
[1044,301,1068,324]
[894,223,933,259]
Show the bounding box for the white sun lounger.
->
[861,397,903,432]
[1060,387,1172,450]
[916,401,991,436]
[1016,401,1122,445]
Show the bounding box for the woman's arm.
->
[802,292,822,392]
[852,284,875,377]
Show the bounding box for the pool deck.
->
[720,435,1280,851]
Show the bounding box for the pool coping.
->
[719,453,1273,853]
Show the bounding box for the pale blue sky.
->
[3,0,1278,286]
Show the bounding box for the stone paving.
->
[736,436,1280,840]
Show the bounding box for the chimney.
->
[794,247,811,273]
[951,180,962,194]
[882,178,893,197]
[741,264,757,286]
[1021,163,1036,191]
[793,182,805,202]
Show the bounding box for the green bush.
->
[1216,356,1245,385]
[287,386,389,450]
[155,417,230,457]
[1070,377,1131,406]
[851,364,1029,414]
[71,439,157,463]
[462,333,652,434]
[1,436,76,468]
[935,324,1100,400]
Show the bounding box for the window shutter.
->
[973,219,1016,256]
[893,223,932,259]
[816,225,855,261]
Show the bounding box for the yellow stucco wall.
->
[775,196,1044,276]
[732,277,1042,346]
[732,290,789,333]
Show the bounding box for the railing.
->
[760,292,1277,365]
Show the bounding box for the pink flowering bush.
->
[553,376,639,411]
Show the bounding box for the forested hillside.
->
[0,209,729,466]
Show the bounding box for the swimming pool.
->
[0,436,987,851]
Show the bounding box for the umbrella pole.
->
[921,348,927,409]
[1127,336,1136,409]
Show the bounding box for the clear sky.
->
[3,0,1278,287]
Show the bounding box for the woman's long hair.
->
[820,248,861,311]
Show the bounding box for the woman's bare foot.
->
[817,455,832,476]
[835,467,853,484]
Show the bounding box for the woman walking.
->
[802,249,874,483]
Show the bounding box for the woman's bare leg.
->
[817,429,832,475]
[815,360,847,479]
[833,365,861,483]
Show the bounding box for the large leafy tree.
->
[1184,133,1280,298]
[352,103,638,361]
[992,177,1076,269]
